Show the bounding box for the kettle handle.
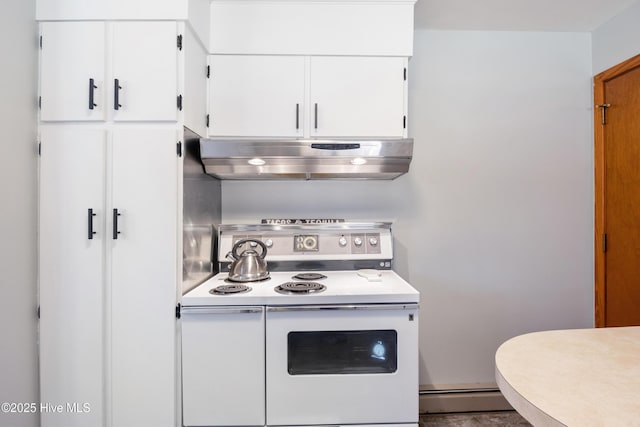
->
[232,238,268,260]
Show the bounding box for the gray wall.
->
[222,30,595,388]
[0,0,39,426]
[592,0,640,74]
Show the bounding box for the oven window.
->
[287,330,397,375]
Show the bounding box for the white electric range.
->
[181,222,419,427]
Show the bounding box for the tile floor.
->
[420,411,532,426]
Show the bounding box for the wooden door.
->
[40,22,106,121]
[207,55,305,137]
[309,56,407,138]
[39,126,106,427]
[594,54,640,327]
[110,127,178,427]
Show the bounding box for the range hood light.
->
[248,158,266,166]
[350,157,367,166]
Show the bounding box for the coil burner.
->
[275,281,327,295]
[210,284,252,295]
[292,272,327,281]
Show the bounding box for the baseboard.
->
[419,389,514,414]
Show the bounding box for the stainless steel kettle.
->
[226,238,269,282]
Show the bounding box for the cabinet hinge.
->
[206,65,210,79]
[38,142,41,156]
[206,114,210,128]
[175,303,181,319]
[177,34,183,51]
[37,305,40,319]
[403,67,407,81]
[38,96,41,110]
[603,233,607,253]
[177,94,183,111]
[403,115,406,129]
[39,35,42,49]
[177,141,182,158]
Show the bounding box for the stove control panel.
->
[225,231,386,258]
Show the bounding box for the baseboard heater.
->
[419,388,514,414]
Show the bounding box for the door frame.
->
[594,53,640,327]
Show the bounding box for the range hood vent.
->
[198,139,413,180]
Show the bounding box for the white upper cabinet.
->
[207,55,407,138]
[40,22,106,121]
[112,22,179,122]
[36,0,187,20]
[310,56,407,138]
[208,55,305,137]
[39,22,180,122]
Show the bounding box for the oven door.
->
[265,304,418,426]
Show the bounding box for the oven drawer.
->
[265,304,419,426]
[181,306,265,427]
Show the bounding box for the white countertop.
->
[495,327,640,427]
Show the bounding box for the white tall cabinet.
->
[37,7,192,426]
[39,127,179,426]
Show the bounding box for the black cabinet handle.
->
[114,79,122,110]
[88,208,97,240]
[113,208,121,239]
[295,104,299,130]
[314,103,318,129]
[89,78,97,110]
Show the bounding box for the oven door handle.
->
[181,306,263,315]
[267,304,418,312]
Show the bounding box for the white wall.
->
[592,0,640,74]
[221,30,594,387]
[0,1,39,426]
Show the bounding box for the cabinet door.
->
[112,22,179,122]
[310,56,406,138]
[110,128,178,427]
[40,22,106,122]
[208,55,305,137]
[182,307,266,426]
[39,127,106,427]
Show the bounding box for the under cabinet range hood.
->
[198,139,413,180]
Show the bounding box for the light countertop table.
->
[495,327,640,426]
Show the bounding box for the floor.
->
[421,411,532,426]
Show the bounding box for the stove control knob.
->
[264,238,273,248]
[369,237,378,246]
[338,236,348,247]
[354,237,363,247]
